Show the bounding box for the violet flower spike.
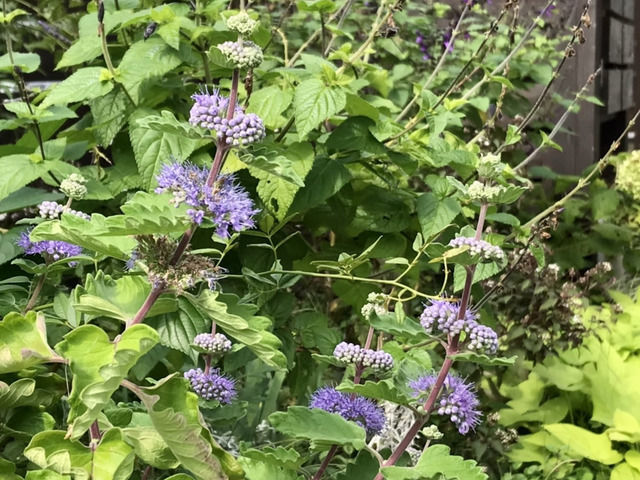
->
[410,373,481,435]
[310,387,386,434]
[17,231,82,262]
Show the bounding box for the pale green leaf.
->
[55,324,159,438]
[382,444,488,480]
[0,52,40,73]
[417,193,460,240]
[269,406,366,449]
[544,423,623,464]
[0,311,54,374]
[41,68,114,107]
[135,374,243,480]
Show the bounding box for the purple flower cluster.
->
[409,374,481,435]
[189,90,265,146]
[17,231,82,261]
[333,341,393,372]
[193,332,232,355]
[449,236,505,262]
[184,368,237,403]
[38,201,90,221]
[155,162,258,237]
[310,387,385,434]
[415,31,430,61]
[419,300,498,354]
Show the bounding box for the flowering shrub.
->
[0,1,634,480]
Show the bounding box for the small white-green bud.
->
[422,424,444,440]
[477,153,505,180]
[226,11,258,36]
[218,40,263,70]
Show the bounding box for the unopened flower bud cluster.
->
[420,300,498,354]
[60,174,88,200]
[466,181,505,203]
[361,292,389,320]
[476,153,505,180]
[218,41,263,70]
[189,91,265,147]
[226,11,258,35]
[333,341,393,372]
[449,236,504,262]
[185,331,237,403]
[193,332,232,355]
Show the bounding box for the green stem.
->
[23,273,46,314]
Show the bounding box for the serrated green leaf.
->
[269,406,366,449]
[55,324,158,439]
[294,78,346,139]
[192,292,287,370]
[29,216,135,260]
[129,109,199,191]
[249,142,314,221]
[338,379,410,405]
[90,88,133,147]
[382,444,488,480]
[247,85,293,130]
[41,68,114,107]
[417,193,460,240]
[451,352,517,366]
[0,311,54,374]
[119,38,183,103]
[135,374,243,480]
[135,110,205,140]
[148,296,209,362]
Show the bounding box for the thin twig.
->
[515,65,602,172]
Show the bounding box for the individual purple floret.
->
[155,162,258,237]
[193,332,232,355]
[310,387,385,434]
[360,349,394,371]
[17,231,82,261]
[448,236,505,262]
[333,342,363,364]
[410,373,481,435]
[189,90,265,146]
[184,367,237,403]
[419,300,475,336]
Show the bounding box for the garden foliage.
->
[0,1,635,480]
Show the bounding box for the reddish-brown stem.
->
[127,286,163,327]
[372,204,489,479]
[312,445,339,480]
[89,420,101,447]
[141,466,152,480]
[128,69,240,329]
